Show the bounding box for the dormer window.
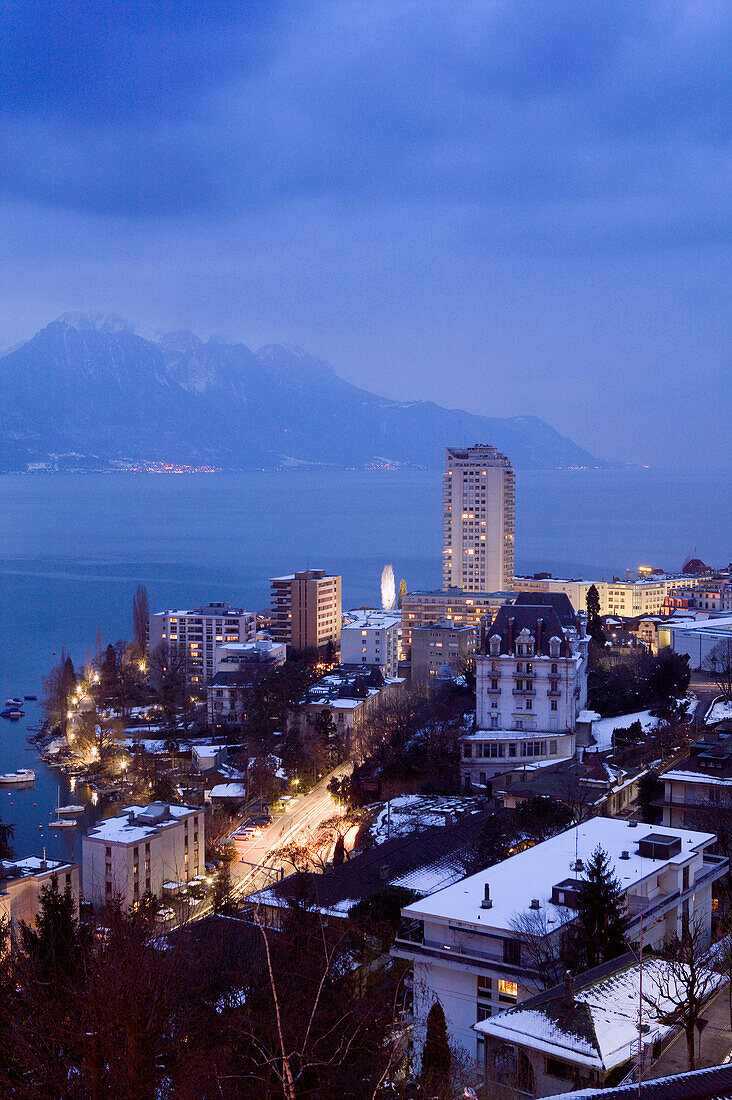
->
[490,635,501,656]
[549,637,562,658]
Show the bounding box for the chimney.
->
[620,850,630,860]
[563,971,575,1009]
[530,898,540,910]
[536,617,543,654]
[507,617,515,652]
[379,863,390,881]
[481,883,493,909]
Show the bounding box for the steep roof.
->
[513,590,580,628]
[487,602,569,656]
[554,1063,732,1099]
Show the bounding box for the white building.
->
[208,638,287,725]
[662,734,732,829]
[148,602,256,686]
[513,573,703,618]
[83,801,205,909]
[288,666,406,754]
[663,616,732,670]
[401,588,510,656]
[340,609,401,678]
[270,569,342,652]
[392,817,726,1068]
[461,594,588,785]
[442,445,515,593]
[0,856,79,937]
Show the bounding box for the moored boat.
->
[1,709,23,720]
[5,698,23,707]
[24,695,37,701]
[0,768,36,784]
[55,804,85,816]
[49,817,76,829]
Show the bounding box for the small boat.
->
[24,695,37,701]
[0,768,36,785]
[55,804,85,816]
[1,708,23,719]
[49,817,76,829]
[5,698,22,707]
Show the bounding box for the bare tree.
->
[702,638,732,703]
[642,919,721,1070]
[509,907,569,989]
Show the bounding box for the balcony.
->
[512,688,536,697]
[547,688,561,698]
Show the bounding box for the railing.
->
[392,937,538,980]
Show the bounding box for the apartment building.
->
[0,856,79,936]
[662,734,732,829]
[410,619,477,684]
[663,616,732,670]
[513,573,702,617]
[442,445,515,593]
[393,817,726,1067]
[340,609,401,678]
[401,588,510,656]
[288,666,406,754]
[270,569,342,652]
[460,594,588,785]
[83,802,205,909]
[207,638,287,724]
[148,602,256,686]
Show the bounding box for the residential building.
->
[340,609,401,678]
[270,569,342,652]
[207,638,287,725]
[83,802,205,909]
[410,618,477,684]
[551,1063,732,1100]
[495,756,645,820]
[288,665,406,755]
[148,602,256,686]
[442,445,515,593]
[460,594,588,785]
[0,856,79,937]
[400,588,510,655]
[513,573,703,618]
[661,733,732,829]
[392,817,726,1067]
[476,957,723,1096]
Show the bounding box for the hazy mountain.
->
[0,317,603,471]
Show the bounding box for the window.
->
[498,979,518,1003]
[526,699,533,710]
[463,743,472,758]
[105,862,112,875]
[477,1005,492,1022]
[551,663,558,674]
[683,865,690,890]
[105,881,112,896]
[477,976,492,993]
[550,740,557,755]
[491,679,499,690]
[106,846,111,858]
[502,940,520,966]
[551,699,558,711]
[546,1057,574,1080]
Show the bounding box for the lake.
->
[1,465,730,860]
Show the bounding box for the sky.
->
[0,0,729,467]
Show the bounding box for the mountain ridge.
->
[0,317,606,472]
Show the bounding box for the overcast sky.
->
[1,1,729,467]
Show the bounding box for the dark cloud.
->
[0,0,729,465]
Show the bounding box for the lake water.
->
[1,466,730,860]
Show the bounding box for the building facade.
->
[340,609,401,678]
[270,569,342,652]
[410,619,477,684]
[512,573,703,618]
[442,445,515,593]
[208,638,287,725]
[393,818,726,1068]
[288,666,406,755]
[0,856,79,937]
[400,588,510,656]
[148,602,256,686]
[460,595,588,785]
[83,802,205,909]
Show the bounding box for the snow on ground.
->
[365,794,483,844]
[708,700,732,725]
[590,710,658,751]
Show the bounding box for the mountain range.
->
[0,315,602,472]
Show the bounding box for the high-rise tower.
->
[442,445,515,592]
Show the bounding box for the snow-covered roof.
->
[476,958,724,1073]
[84,803,197,845]
[402,817,715,933]
[1,856,75,878]
[209,783,248,799]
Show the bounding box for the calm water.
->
[1,466,730,860]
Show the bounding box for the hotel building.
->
[442,445,515,593]
[270,569,342,652]
[148,602,256,686]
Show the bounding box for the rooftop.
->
[0,856,75,882]
[402,817,716,933]
[553,1063,732,1099]
[84,802,197,845]
[477,956,724,1074]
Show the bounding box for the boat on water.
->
[0,768,36,785]
[50,816,76,829]
[5,698,22,707]
[0,709,23,720]
[24,695,37,701]
[55,804,85,816]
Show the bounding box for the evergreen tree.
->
[332,832,345,866]
[575,846,629,969]
[420,999,451,1086]
[585,585,605,647]
[100,643,119,693]
[212,861,234,915]
[20,877,86,983]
